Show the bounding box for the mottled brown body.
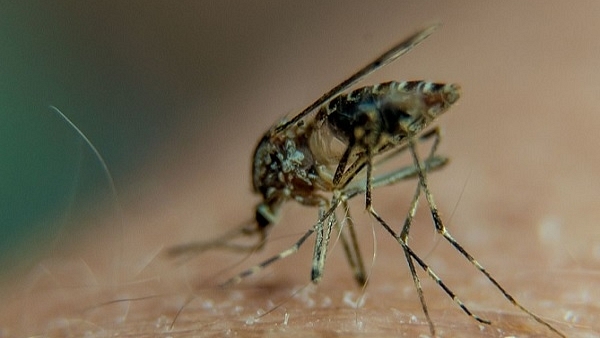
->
[252,81,460,229]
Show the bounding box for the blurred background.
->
[1,1,190,277]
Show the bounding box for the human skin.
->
[1,2,599,337]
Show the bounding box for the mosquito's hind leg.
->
[336,138,447,288]
[407,138,566,337]
[389,128,444,336]
[398,183,437,336]
[330,128,446,288]
[364,133,491,335]
[386,127,445,337]
[368,205,492,334]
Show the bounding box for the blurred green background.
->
[0,2,200,277]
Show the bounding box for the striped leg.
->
[407,138,566,337]
[399,183,436,336]
[220,199,342,287]
[311,203,335,283]
[220,228,315,288]
[368,208,492,329]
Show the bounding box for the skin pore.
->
[1,2,598,337]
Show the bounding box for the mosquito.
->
[167,24,565,337]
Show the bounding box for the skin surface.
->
[1,2,599,337]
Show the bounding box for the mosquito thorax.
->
[252,121,330,210]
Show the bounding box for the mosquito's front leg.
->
[220,228,315,288]
[165,220,268,263]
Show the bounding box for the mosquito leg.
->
[340,126,443,190]
[394,128,441,336]
[336,200,367,286]
[360,136,490,329]
[403,239,492,325]
[400,127,440,236]
[221,199,342,287]
[333,143,354,186]
[421,126,441,159]
[360,141,437,334]
[342,155,447,202]
[397,183,437,336]
[440,228,566,337]
[380,126,441,166]
[311,202,335,283]
[403,248,436,336]
[407,139,566,337]
[165,221,267,263]
[369,207,492,328]
[399,172,424,240]
[365,146,375,208]
[220,228,315,288]
[327,139,383,286]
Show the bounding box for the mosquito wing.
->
[272,23,440,136]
